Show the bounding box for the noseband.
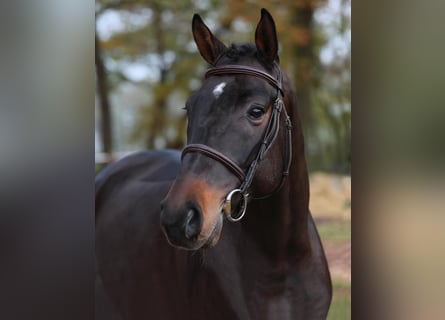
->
[181,64,292,222]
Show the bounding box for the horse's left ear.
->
[255,8,279,65]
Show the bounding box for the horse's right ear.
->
[255,8,279,65]
[192,14,226,66]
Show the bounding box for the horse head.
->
[161,9,293,250]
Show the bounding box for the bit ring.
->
[223,189,248,222]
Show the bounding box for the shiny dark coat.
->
[96,9,331,320]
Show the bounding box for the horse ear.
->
[192,14,227,66]
[255,8,279,65]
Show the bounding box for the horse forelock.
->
[216,43,276,71]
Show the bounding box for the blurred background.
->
[95,0,351,319]
[1,1,444,319]
[95,0,351,174]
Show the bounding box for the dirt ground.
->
[309,172,351,283]
[323,242,351,282]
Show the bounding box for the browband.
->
[205,65,284,96]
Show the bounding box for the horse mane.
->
[217,43,279,70]
[281,70,311,261]
[226,43,256,59]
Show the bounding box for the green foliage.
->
[328,280,351,320]
[317,220,351,243]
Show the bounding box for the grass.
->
[317,220,351,243]
[314,214,351,319]
[327,280,351,320]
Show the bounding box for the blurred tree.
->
[95,33,113,154]
[96,0,222,150]
[290,0,317,138]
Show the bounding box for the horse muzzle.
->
[160,177,228,250]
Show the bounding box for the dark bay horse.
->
[95,9,332,320]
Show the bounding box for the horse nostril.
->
[184,207,202,240]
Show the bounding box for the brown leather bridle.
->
[181,64,292,222]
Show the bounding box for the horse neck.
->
[243,86,310,265]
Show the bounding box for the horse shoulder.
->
[95,150,183,319]
[95,149,181,258]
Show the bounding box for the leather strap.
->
[206,65,284,96]
[182,144,246,182]
[182,64,292,201]
[239,97,291,197]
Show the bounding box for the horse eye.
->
[247,106,266,120]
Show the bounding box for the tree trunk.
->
[95,33,112,154]
[292,1,316,138]
[146,4,168,149]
